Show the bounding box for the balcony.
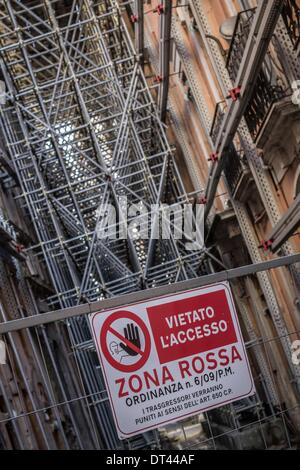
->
[224,4,297,142]
[210,4,298,152]
[226,2,300,85]
[281,0,300,51]
[210,101,227,145]
[244,69,290,141]
[223,144,253,200]
[225,9,256,83]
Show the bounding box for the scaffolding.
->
[0,0,206,449]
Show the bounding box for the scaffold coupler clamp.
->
[227,87,241,101]
[154,4,164,15]
[259,239,273,252]
[154,75,163,83]
[130,14,138,23]
[208,153,219,163]
[198,196,207,205]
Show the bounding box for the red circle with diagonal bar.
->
[100,310,151,372]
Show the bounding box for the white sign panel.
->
[90,282,255,439]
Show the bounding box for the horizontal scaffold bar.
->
[0,253,299,334]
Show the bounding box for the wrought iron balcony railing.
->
[223,143,249,197]
[210,101,227,145]
[226,8,256,83]
[244,68,289,140]
[281,0,300,50]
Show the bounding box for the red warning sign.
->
[100,310,151,373]
[90,282,255,439]
[147,290,237,364]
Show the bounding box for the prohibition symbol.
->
[100,310,151,373]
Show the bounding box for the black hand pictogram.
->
[119,323,141,356]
